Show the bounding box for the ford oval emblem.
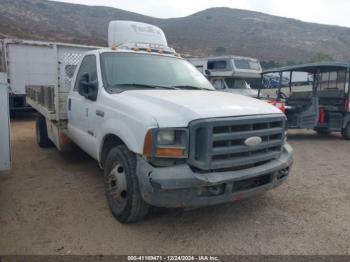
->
[244,136,262,147]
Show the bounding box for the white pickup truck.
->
[27,21,293,223]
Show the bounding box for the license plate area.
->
[232,174,272,192]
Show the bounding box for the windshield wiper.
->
[172,85,212,90]
[111,83,178,90]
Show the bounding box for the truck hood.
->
[221,88,259,98]
[116,90,283,127]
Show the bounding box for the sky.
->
[53,0,350,28]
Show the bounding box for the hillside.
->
[1,0,350,64]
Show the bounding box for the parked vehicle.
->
[0,72,11,172]
[258,63,350,139]
[1,39,100,112]
[189,56,262,97]
[26,21,293,223]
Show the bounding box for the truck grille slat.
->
[212,139,282,155]
[188,115,286,171]
[213,128,283,141]
[211,151,281,170]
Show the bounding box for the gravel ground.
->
[0,114,349,255]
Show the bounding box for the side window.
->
[74,55,97,91]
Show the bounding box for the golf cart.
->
[258,63,350,139]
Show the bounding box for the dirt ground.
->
[0,113,349,255]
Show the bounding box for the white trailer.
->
[189,56,262,97]
[0,72,11,172]
[1,39,101,112]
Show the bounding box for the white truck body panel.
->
[115,89,281,128]
[6,43,56,95]
[3,39,101,113]
[0,73,11,172]
[11,39,101,121]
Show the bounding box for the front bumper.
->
[136,143,293,208]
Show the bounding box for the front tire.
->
[104,145,150,223]
[342,123,350,140]
[36,114,54,148]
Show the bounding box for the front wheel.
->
[104,145,150,223]
[342,123,350,140]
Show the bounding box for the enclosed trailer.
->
[1,39,101,112]
[0,72,11,172]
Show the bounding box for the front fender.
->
[97,118,157,162]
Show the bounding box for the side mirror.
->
[78,73,89,97]
[78,73,98,101]
[205,69,211,76]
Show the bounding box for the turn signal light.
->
[156,148,185,158]
[143,129,153,158]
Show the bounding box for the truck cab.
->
[189,56,262,97]
[27,21,293,223]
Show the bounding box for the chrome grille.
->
[188,115,286,171]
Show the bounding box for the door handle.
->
[68,98,71,111]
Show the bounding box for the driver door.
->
[68,55,98,158]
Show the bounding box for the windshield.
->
[225,78,249,89]
[100,52,214,92]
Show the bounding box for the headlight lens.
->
[157,130,175,145]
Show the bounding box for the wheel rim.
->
[107,163,128,212]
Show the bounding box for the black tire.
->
[36,114,54,148]
[342,123,350,140]
[104,145,150,223]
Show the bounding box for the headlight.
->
[157,130,175,145]
[143,128,188,159]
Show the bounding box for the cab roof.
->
[263,62,350,74]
